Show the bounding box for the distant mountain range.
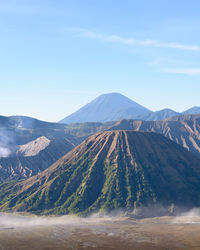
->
[60,114,200,158]
[60,93,200,123]
[1,130,200,215]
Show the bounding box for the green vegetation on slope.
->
[1,131,200,215]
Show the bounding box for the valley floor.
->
[1,215,200,250]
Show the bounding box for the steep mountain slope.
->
[1,131,200,215]
[0,136,76,183]
[183,106,200,115]
[60,93,152,123]
[109,117,200,157]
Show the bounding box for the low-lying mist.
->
[0,211,129,229]
[171,208,200,224]
[1,207,200,229]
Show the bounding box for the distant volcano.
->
[1,130,200,215]
[59,93,200,124]
[60,93,152,123]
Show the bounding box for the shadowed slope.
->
[1,131,200,215]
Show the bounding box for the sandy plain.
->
[1,214,200,250]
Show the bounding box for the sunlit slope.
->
[1,131,200,215]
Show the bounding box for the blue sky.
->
[0,0,200,121]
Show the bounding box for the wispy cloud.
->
[67,28,200,52]
[164,68,200,75]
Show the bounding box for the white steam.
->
[0,129,14,157]
[0,146,11,157]
[172,208,200,224]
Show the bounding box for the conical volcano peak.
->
[1,130,200,215]
[60,93,151,123]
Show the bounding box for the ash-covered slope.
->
[0,136,76,183]
[16,136,51,156]
[1,131,200,215]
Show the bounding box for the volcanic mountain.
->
[1,130,200,215]
[0,136,77,183]
[60,93,152,123]
[59,93,200,124]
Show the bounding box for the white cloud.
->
[163,68,200,75]
[67,28,200,52]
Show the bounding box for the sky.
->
[0,0,200,122]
